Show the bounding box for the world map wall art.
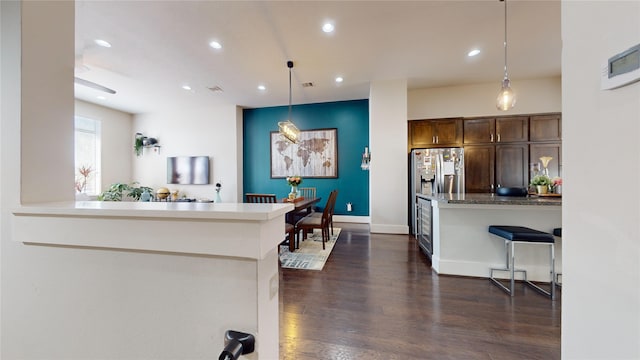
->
[270,128,338,178]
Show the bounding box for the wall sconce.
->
[361,146,371,170]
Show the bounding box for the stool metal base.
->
[490,238,556,300]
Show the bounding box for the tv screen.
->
[167,156,210,185]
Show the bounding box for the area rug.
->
[279,228,341,271]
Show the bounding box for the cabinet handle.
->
[432,136,435,143]
[491,184,495,192]
[436,136,439,144]
[497,133,501,142]
[490,133,494,142]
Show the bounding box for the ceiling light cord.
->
[503,0,508,80]
[278,60,300,143]
[496,0,516,111]
[288,60,293,120]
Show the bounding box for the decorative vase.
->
[554,185,562,194]
[216,191,222,203]
[289,185,298,199]
[536,185,548,194]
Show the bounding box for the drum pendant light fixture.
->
[496,0,516,111]
[278,61,301,143]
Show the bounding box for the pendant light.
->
[278,60,301,143]
[496,0,516,111]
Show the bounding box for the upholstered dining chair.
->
[307,188,338,236]
[245,193,277,203]
[296,189,338,250]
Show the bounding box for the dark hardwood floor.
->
[279,223,561,360]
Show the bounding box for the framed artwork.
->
[270,128,338,178]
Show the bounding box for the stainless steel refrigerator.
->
[410,148,464,236]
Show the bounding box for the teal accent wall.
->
[243,99,369,216]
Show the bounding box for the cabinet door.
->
[496,116,528,143]
[464,145,495,193]
[495,144,528,188]
[409,120,436,148]
[434,119,463,146]
[530,114,562,141]
[464,118,495,144]
[530,143,562,179]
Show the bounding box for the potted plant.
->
[530,175,552,194]
[99,182,153,201]
[134,133,144,157]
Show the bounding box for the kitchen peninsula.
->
[417,193,561,281]
[12,201,293,359]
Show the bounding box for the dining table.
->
[280,197,321,251]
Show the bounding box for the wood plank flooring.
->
[279,223,561,360]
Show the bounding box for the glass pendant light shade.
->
[496,77,516,110]
[496,0,516,111]
[279,61,300,143]
[278,120,300,143]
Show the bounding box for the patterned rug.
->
[279,228,341,270]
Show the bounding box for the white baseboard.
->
[333,215,369,223]
[369,223,409,234]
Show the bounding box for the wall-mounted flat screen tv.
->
[167,156,210,185]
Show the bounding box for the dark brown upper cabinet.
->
[409,118,463,149]
[464,116,528,144]
[530,114,562,142]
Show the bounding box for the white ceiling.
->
[74,0,561,115]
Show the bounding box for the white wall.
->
[133,105,241,202]
[408,76,561,120]
[369,79,409,233]
[562,1,640,358]
[75,100,133,192]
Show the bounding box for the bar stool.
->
[489,225,556,300]
[553,228,562,287]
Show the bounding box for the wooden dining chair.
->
[245,193,277,203]
[298,187,316,200]
[296,190,338,250]
[307,189,338,236]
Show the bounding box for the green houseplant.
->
[99,182,153,201]
[530,175,552,194]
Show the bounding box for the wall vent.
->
[301,82,314,88]
[208,86,224,93]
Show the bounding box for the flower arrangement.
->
[530,174,552,186]
[74,165,93,193]
[552,177,562,186]
[286,176,302,186]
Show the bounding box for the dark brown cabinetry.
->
[530,143,562,179]
[464,145,495,193]
[495,144,528,189]
[409,113,561,193]
[464,144,528,192]
[464,116,528,144]
[530,114,562,141]
[409,118,462,149]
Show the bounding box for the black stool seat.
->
[488,225,556,300]
[489,225,555,243]
[553,228,562,237]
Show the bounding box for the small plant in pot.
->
[530,175,552,194]
[99,182,153,201]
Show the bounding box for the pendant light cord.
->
[503,0,508,80]
[287,61,293,120]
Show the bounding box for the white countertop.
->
[12,201,295,258]
[14,200,294,220]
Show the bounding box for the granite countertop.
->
[417,192,562,206]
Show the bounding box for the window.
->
[74,116,101,195]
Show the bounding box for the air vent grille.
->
[208,86,224,93]
[301,82,314,88]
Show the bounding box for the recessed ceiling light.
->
[257,85,266,91]
[209,41,222,49]
[335,77,343,83]
[182,85,192,91]
[468,49,481,57]
[322,22,335,33]
[94,39,112,48]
